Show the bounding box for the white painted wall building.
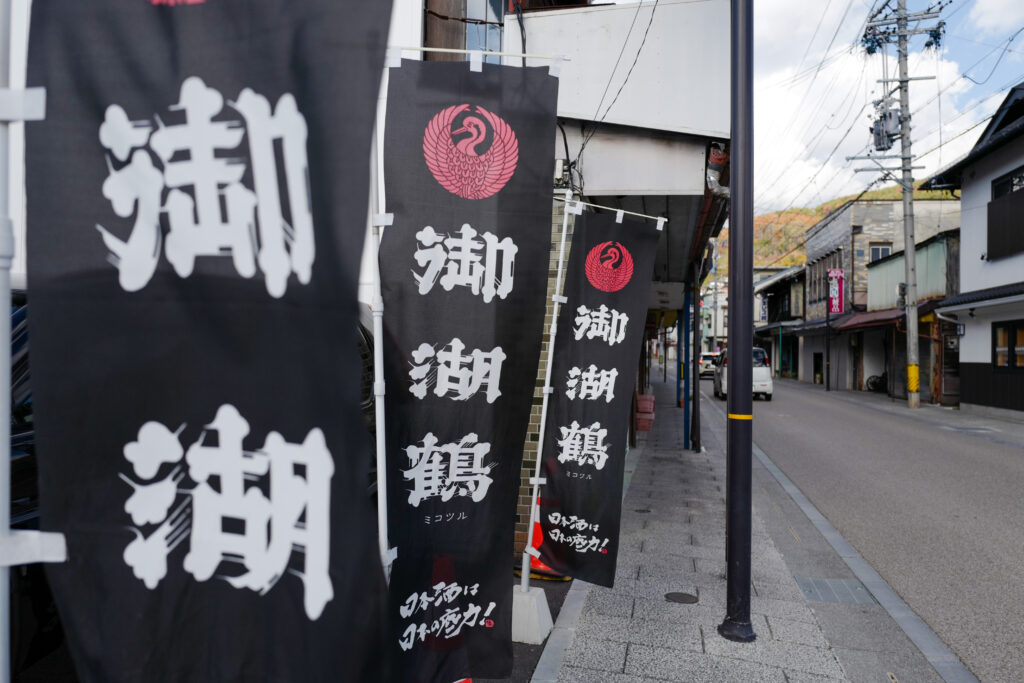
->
[925,82,1024,417]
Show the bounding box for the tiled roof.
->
[939,281,1024,308]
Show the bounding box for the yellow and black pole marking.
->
[907,364,919,393]
[728,413,753,421]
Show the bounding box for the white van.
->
[712,347,773,401]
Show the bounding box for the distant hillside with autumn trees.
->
[711,183,952,276]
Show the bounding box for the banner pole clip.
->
[656,217,667,231]
[0,530,68,567]
[529,477,547,486]
[548,56,567,78]
[372,213,394,227]
[552,295,567,304]
[525,546,541,559]
[542,386,553,394]
[469,50,484,72]
[385,47,402,69]
[0,88,46,122]
[615,209,625,224]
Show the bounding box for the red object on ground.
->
[637,394,655,413]
[530,502,563,576]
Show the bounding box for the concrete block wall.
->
[805,199,960,319]
[514,200,575,560]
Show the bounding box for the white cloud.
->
[752,0,1000,213]
[968,0,1024,36]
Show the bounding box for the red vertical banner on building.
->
[537,211,660,587]
[828,268,845,314]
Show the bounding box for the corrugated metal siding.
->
[868,239,948,310]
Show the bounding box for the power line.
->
[573,0,660,194]
[758,23,1024,220]
[796,0,838,76]
[766,0,860,146]
[761,178,887,267]
[963,26,1024,85]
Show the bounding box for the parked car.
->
[699,352,719,378]
[712,347,773,401]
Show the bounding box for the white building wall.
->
[556,125,705,196]
[503,0,729,139]
[959,135,1024,292]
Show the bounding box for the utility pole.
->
[857,1,946,409]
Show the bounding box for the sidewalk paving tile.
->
[624,645,787,682]
[556,666,650,683]
[765,615,830,648]
[542,378,852,683]
[563,637,628,672]
[703,634,846,678]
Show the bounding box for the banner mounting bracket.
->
[0,87,46,122]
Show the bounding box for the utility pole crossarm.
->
[866,10,942,27]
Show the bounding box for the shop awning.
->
[834,308,904,331]
[834,300,941,331]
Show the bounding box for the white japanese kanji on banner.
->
[25,1,393,681]
[538,211,660,588]
[97,77,314,298]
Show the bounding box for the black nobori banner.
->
[25,2,392,681]
[538,211,660,587]
[380,60,558,681]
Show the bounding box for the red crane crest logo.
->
[585,241,634,293]
[423,104,519,200]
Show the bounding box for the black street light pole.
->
[719,0,756,644]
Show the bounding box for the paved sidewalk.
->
[532,377,948,682]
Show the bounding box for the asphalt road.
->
[715,377,1024,683]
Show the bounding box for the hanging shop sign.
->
[828,268,845,315]
[537,211,660,587]
[380,59,558,681]
[24,2,392,681]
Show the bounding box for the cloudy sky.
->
[614,0,1024,212]
[751,0,1024,213]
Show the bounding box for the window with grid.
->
[993,320,1024,370]
[467,0,504,63]
[870,243,891,262]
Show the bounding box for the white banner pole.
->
[519,189,577,594]
[370,68,396,582]
[0,0,13,675]
[0,5,68,679]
